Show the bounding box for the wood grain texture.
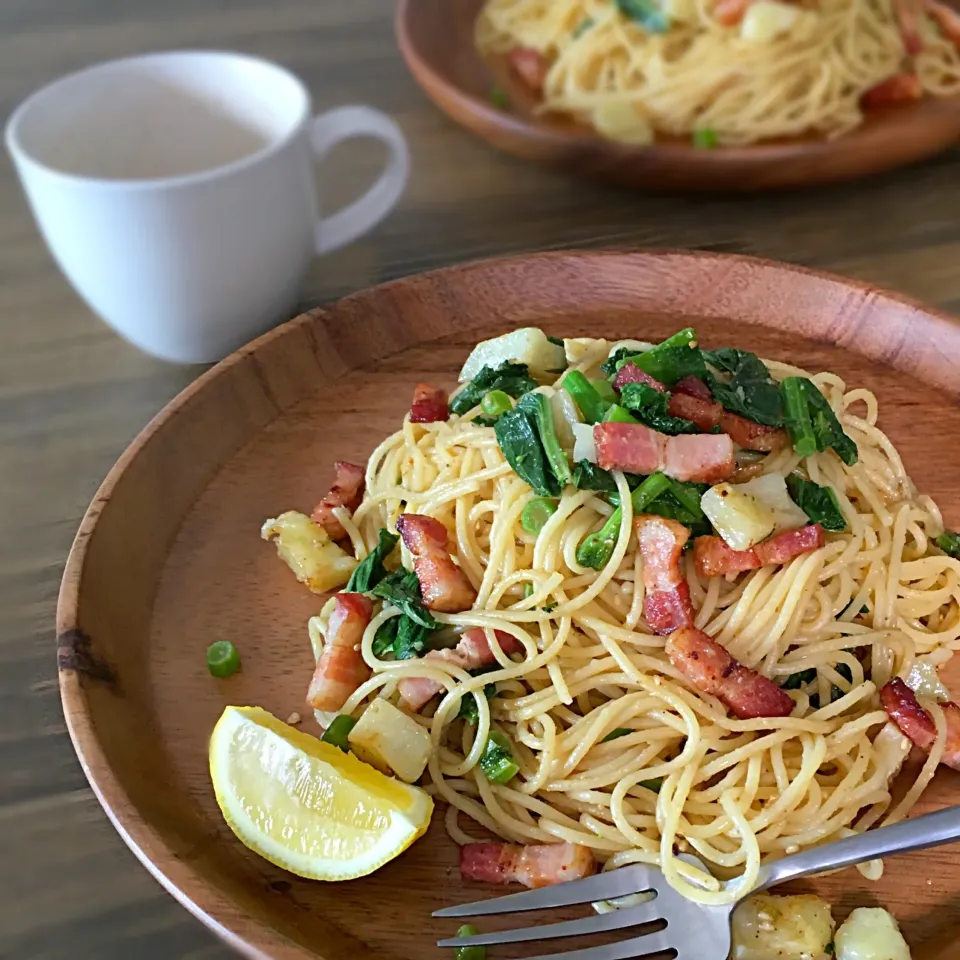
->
[6,1,960,958]
[397,0,960,192]
[56,251,960,960]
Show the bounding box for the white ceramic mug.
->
[5,50,410,363]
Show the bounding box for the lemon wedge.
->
[209,706,433,880]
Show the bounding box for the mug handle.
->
[309,105,410,255]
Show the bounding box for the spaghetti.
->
[475,0,960,145]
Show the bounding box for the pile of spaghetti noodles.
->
[328,335,960,904]
[476,0,960,145]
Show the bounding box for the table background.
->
[3,1,960,957]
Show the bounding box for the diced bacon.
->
[310,461,365,541]
[880,677,960,771]
[673,376,713,401]
[397,627,523,711]
[754,524,824,565]
[594,422,666,475]
[719,412,788,452]
[410,382,448,424]
[306,593,373,711]
[667,392,722,432]
[664,433,734,483]
[895,0,924,54]
[396,513,477,612]
[460,842,596,888]
[693,525,824,577]
[925,0,960,47]
[694,536,762,578]
[613,362,668,393]
[665,626,795,720]
[714,0,752,25]
[593,423,734,483]
[508,47,549,94]
[636,514,694,635]
[862,73,923,109]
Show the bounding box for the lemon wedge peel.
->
[210,705,433,881]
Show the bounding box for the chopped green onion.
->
[781,377,817,458]
[693,127,718,149]
[601,727,632,742]
[479,730,520,784]
[602,404,639,424]
[489,87,510,110]
[481,389,513,418]
[455,925,486,960]
[562,370,610,424]
[521,497,558,534]
[320,714,357,751]
[206,640,240,678]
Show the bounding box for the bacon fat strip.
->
[862,73,923,109]
[665,626,795,720]
[306,593,373,712]
[635,514,694,635]
[397,628,523,711]
[310,460,365,541]
[410,382,449,423]
[460,842,596,888]
[880,677,960,771]
[693,524,825,577]
[395,513,477,612]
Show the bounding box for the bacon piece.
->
[410,382,448,424]
[925,0,960,46]
[310,461,365,541]
[665,626,795,720]
[719,412,788,452]
[508,47,549,94]
[693,525,824,577]
[636,514,693,635]
[397,627,523,711]
[895,0,924,54]
[880,677,960,771]
[306,593,373,711]
[754,524,824,565]
[593,423,735,483]
[396,513,477,612]
[613,362,668,393]
[664,433,734,483]
[862,73,923,109]
[673,376,713,402]
[460,842,596,888]
[731,461,767,483]
[667,392,722,432]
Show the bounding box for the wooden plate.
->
[396,0,960,192]
[58,251,960,960]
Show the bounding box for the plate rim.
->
[55,249,960,959]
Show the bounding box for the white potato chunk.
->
[572,422,598,464]
[261,511,357,593]
[458,328,566,383]
[904,659,951,702]
[593,102,655,145]
[348,698,432,783]
[737,473,810,532]
[835,907,911,960]
[701,483,776,550]
[741,0,800,41]
[872,721,911,783]
[732,894,835,960]
[545,386,581,451]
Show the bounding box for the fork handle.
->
[754,804,960,892]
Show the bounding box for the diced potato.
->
[572,422,597,464]
[547,386,581,450]
[737,474,810,533]
[732,894,835,960]
[904,659,951,702]
[835,907,911,960]
[565,337,610,370]
[740,0,800,41]
[593,101,655,145]
[701,483,776,551]
[261,511,357,593]
[458,328,566,383]
[348,698,432,783]
[873,721,911,783]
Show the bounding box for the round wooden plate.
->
[396,0,960,192]
[58,251,960,959]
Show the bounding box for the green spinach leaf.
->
[516,392,573,488]
[786,474,848,532]
[494,402,562,497]
[936,531,960,558]
[619,382,699,435]
[615,0,669,32]
[572,460,619,492]
[371,568,438,630]
[450,361,537,416]
[346,527,399,593]
[704,347,784,427]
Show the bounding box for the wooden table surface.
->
[4,1,960,958]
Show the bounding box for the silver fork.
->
[435,804,960,960]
